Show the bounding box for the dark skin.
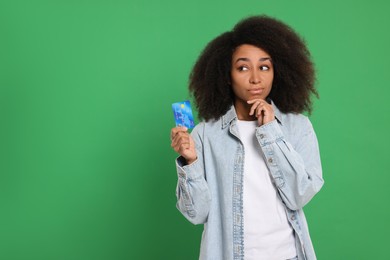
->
[171,45,276,165]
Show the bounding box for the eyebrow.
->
[235,57,272,63]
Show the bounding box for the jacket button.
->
[268,158,273,163]
[259,134,265,139]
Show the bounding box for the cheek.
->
[270,71,275,82]
[230,78,240,91]
[230,84,244,99]
[231,85,239,95]
[266,74,274,86]
[231,72,246,86]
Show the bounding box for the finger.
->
[172,133,193,152]
[258,101,273,114]
[259,105,275,125]
[171,126,188,137]
[171,126,188,140]
[178,142,191,154]
[173,137,191,154]
[254,102,267,117]
[257,113,263,126]
[257,103,270,118]
[256,106,262,118]
[247,99,265,104]
[254,102,261,116]
[172,140,189,153]
[249,101,261,116]
[171,132,188,147]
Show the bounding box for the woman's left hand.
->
[247,99,275,126]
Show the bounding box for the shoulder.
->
[272,101,311,129]
[282,112,312,126]
[191,121,205,136]
[278,111,315,139]
[190,117,224,139]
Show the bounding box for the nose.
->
[249,70,261,84]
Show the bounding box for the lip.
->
[248,88,264,94]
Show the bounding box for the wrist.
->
[186,157,197,165]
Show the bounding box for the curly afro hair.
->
[189,15,318,121]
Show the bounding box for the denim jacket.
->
[175,103,324,260]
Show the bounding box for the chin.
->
[249,95,266,100]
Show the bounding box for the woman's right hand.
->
[171,126,197,165]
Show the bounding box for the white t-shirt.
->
[236,120,296,260]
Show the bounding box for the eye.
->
[260,65,270,71]
[238,66,249,71]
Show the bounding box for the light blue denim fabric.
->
[175,103,324,260]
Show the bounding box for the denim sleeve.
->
[256,118,324,210]
[175,123,211,224]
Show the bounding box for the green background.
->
[1,0,389,259]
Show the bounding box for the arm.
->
[172,123,211,224]
[256,118,324,210]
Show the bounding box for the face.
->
[231,44,274,106]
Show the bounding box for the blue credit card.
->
[172,100,195,129]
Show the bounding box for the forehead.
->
[232,44,271,59]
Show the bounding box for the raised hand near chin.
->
[247,99,275,126]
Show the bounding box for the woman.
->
[170,15,324,260]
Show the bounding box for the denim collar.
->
[221,100,283,129]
